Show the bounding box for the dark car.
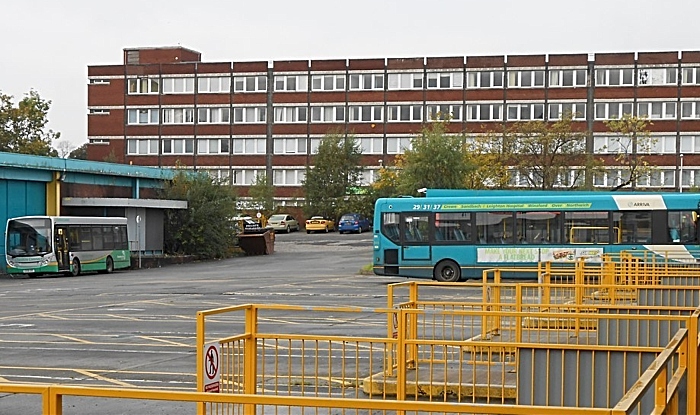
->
[338,213,371,234]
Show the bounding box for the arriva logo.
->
[628,201,651,207]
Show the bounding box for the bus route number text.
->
[413,204,441,210]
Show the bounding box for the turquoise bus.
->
[372,190,700,281]
[5,216,131,277]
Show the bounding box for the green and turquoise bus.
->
[5,216,131,277]
[372,190,700,281]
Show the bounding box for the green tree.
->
[464,132,512,189]
[68,143,88,160]
[397,120,475,195]
[303,131,363,219]
[603,114,656,190]
[503,113,593,189]
[0,90,59,156]
[159,170,238,259]
[247,173,275,217]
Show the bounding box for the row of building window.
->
[125,136,413,156]
[190,167,381,187]
[119,66,700,95]
[506,168,700,189]
[123,134,700,156]
[185,166,700,189]
[121,101,700,125]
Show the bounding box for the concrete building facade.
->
[86,47,700,201]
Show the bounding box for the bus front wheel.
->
[71,258,81,277]
[434,260,461,283]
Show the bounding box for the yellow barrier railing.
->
[0,383,618,415]
[193,301,698,415]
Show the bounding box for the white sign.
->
[477,247,604,263]
[203,342,221,393]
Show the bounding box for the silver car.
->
[265,214,300,233]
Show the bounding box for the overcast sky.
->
[2,0,699,150]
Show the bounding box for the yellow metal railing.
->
[192,301,699,415]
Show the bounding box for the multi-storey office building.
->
[86,47,700,202]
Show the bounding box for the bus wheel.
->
[105,256,114,274]
[71,258,81,277]
[434,260,461,283]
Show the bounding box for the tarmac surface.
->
[0,230,407,414]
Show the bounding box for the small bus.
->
[5,216,131,277]
[372,190,700,281]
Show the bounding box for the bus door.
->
[55,227,70,272]
[401,213,431,261]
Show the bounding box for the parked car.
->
[265,214,300,233]
[305,216,335,233]
[338,213,371,234]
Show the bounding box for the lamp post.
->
[680,153,684,193]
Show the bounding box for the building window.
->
[641,135,676,154]
[637,101,677,120]
[387,105,423,122]
[197,138,230,154]
[387,73,423,90]
[386,137,412,154]
[467,103,503,121]
[127,139,159,155]
[426,104,462,121]
[234,75,267,92]
[89,109,110,115]
[548,103,586,120]
[197,107,231,124]
[274,75,308,92]
[89,78,110,84]
[680,135,700,154]
[310,106,345,122]
[198,77,231,93]
[274,106,308,123]
[128,78,159,94]
[200,169,231,182]
[311,74,345,91]
[274,137,307,154]
[127,109,159,124]
[162,108,195,124]
[638,67,677,86]
[595,68,634,86]
[233,107,266,123]
[273,169,305,186]
[681,101,700,119]
[594,102,634,120]
[348,105,383,122]
[163,138,194,154]
[359,169,379,185]
[232,169,266,185]
[506,103,545,121]
[593,135,633,154]
[348,73,384,90]
[682,67,700,85]
[162,77,195,94]
[426,72,463,89]
[360,137,383,154]
[681,169,700,188]
[637,170,676,188]
[549,69,587,87]
[467,70,504,88]
[507,70,545,88]
[232,138,266,154]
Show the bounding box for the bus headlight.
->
[41,258,49,266]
